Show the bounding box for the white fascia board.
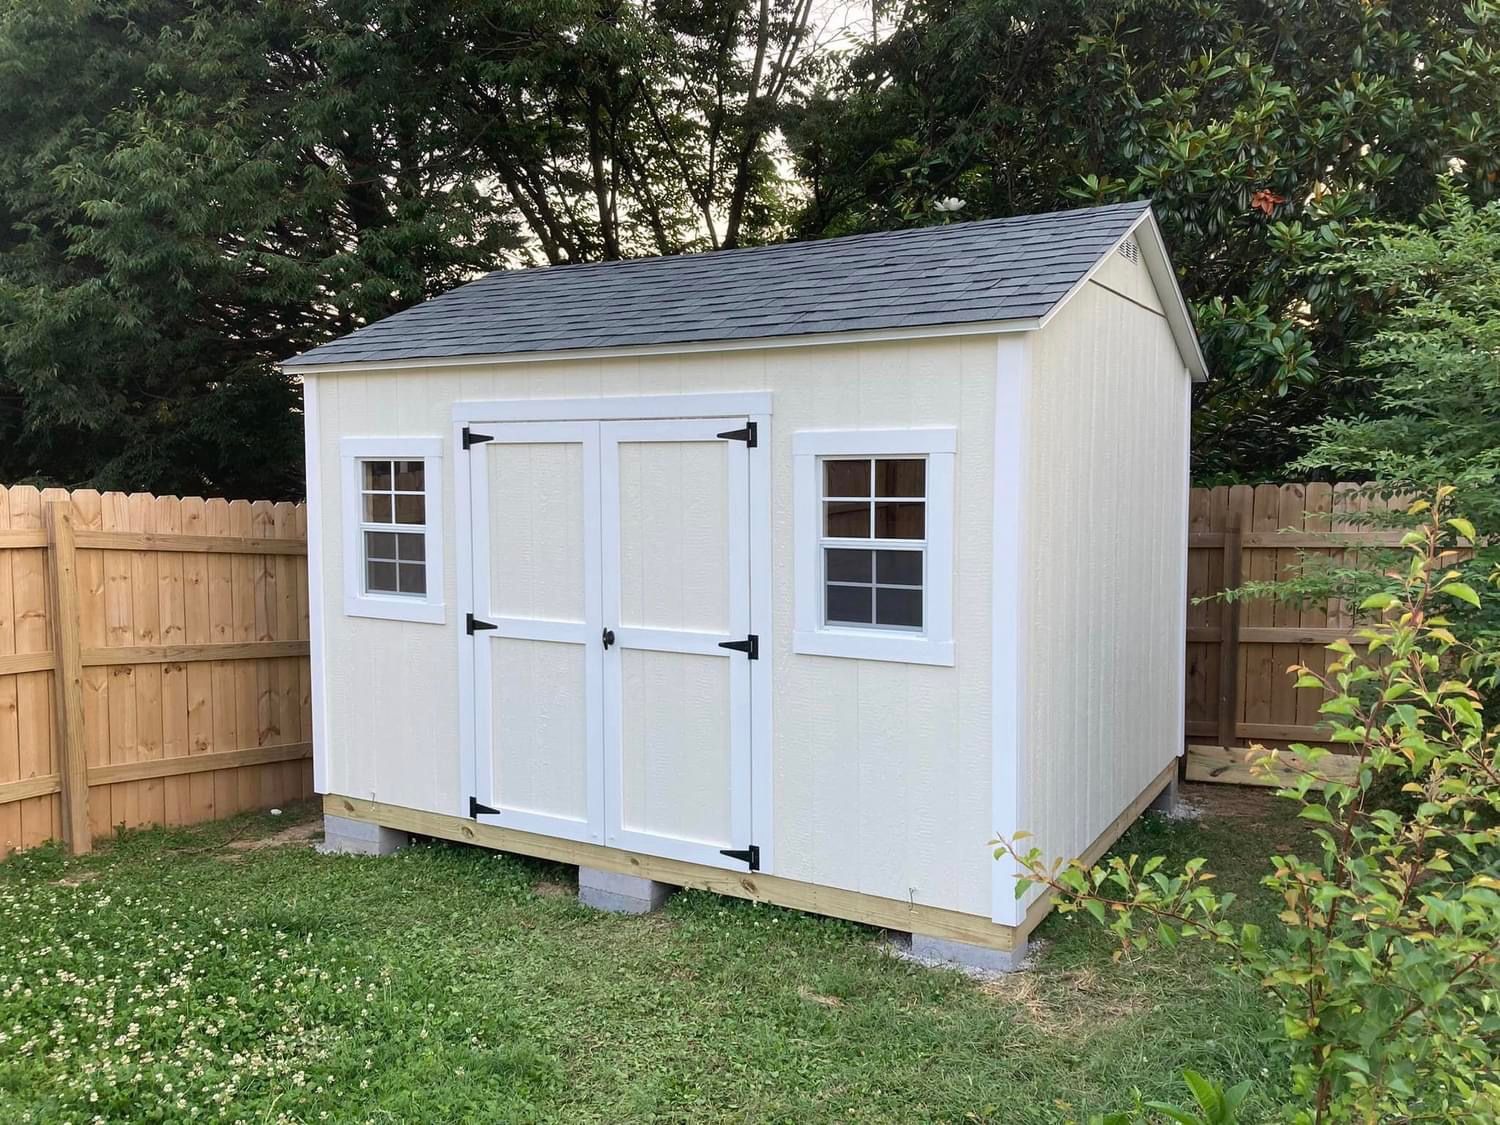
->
[1037,208,1210,383]
[279,317,1041,377]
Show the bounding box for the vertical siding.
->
[315,335,998,915]
[1018,276,1190,888]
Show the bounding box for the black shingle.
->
[284,200,1149,367]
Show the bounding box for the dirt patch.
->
[533,879,575,899]
[1180,780,1283,820]
[52,870,101,887]
[798,986,844,1008]
[221,820,323,855]
[980,965,1145,1035]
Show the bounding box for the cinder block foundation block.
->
[319,813,408,856]
[578,865,675,914]
[1147,774,1180,816]
[910,932,1029,973]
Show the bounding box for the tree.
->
[783,0,1500,481]
[0,0,816,497]
[1294,192,1500,533]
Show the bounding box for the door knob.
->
[602,628,615,649]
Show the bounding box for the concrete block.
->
[578,865,675,914]
[1147,773,1180,816]
[319,814,408,856]
[910,932,1029,973]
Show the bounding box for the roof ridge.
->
[465,199,1152,286]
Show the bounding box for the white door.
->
[470,422,604,843]
[600,419,754,869]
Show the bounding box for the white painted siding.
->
[1017,274,1190,899]
[311,335,999,915]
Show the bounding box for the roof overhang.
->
[1038,207,1209,382]
[278,316,1042,377]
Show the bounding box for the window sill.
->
[344,593,446,625]
[793,628,954,667]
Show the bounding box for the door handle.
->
[602,628,615,650]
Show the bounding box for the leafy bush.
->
[1001,491,1500,1122]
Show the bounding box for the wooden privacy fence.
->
[1182,481,1406,785]
[0,485,314,858]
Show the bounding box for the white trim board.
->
[302,375,330,794]
[454,393,771,425]
[284,320,1041,377]
[990,334,1031,926]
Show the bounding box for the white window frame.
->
[340,436,445,624]
[793,428,955,665]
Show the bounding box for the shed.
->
[286,199,1206,969]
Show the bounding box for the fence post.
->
[1216,514,1243,748]
[44,500,90,854]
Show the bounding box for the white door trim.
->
[453,392,771,425]
[455,394,774,872]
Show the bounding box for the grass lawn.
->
[0,783,1303,1123]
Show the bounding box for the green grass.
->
[0,788,1302,1123]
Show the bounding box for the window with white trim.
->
[794,429,955,665]
[341,437,444,624]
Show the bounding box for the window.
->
[341,437,444,624]
[793,429,955,665]
[821,458,926,629]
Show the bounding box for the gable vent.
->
[1117,239,1140,264]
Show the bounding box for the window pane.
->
[826,583,873,625]
[396,532,425,562]
[875,549,922,586]
[363,493,392,523]
[366,560,398,594]
[823,459,870,498]
[393,460,424,491]
[398,562,427,595]
[875,459,925,498]
[363,460,392,490]
[824,501,870,538]
[825,548,872,583]
[874,502,924,539]
[393,493,425,525]
[876,587,923,628]
[364,530,397,561]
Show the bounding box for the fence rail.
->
[0,485,313,858]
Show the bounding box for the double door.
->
[467,418,756,870]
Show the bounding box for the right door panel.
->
[601,419,752,868]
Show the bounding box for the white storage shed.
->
[286,200,1206,969]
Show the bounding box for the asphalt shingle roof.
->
[284,200,1151,368]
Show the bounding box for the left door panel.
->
[470,422,603,842]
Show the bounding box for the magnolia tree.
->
[999,491,1500,1122]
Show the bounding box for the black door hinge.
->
[717,634,758,660]
[720,844,760,871]
[715,422,757,448]
[466,613,497,635]
[469,796,500,818]
[462,426,494,449]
